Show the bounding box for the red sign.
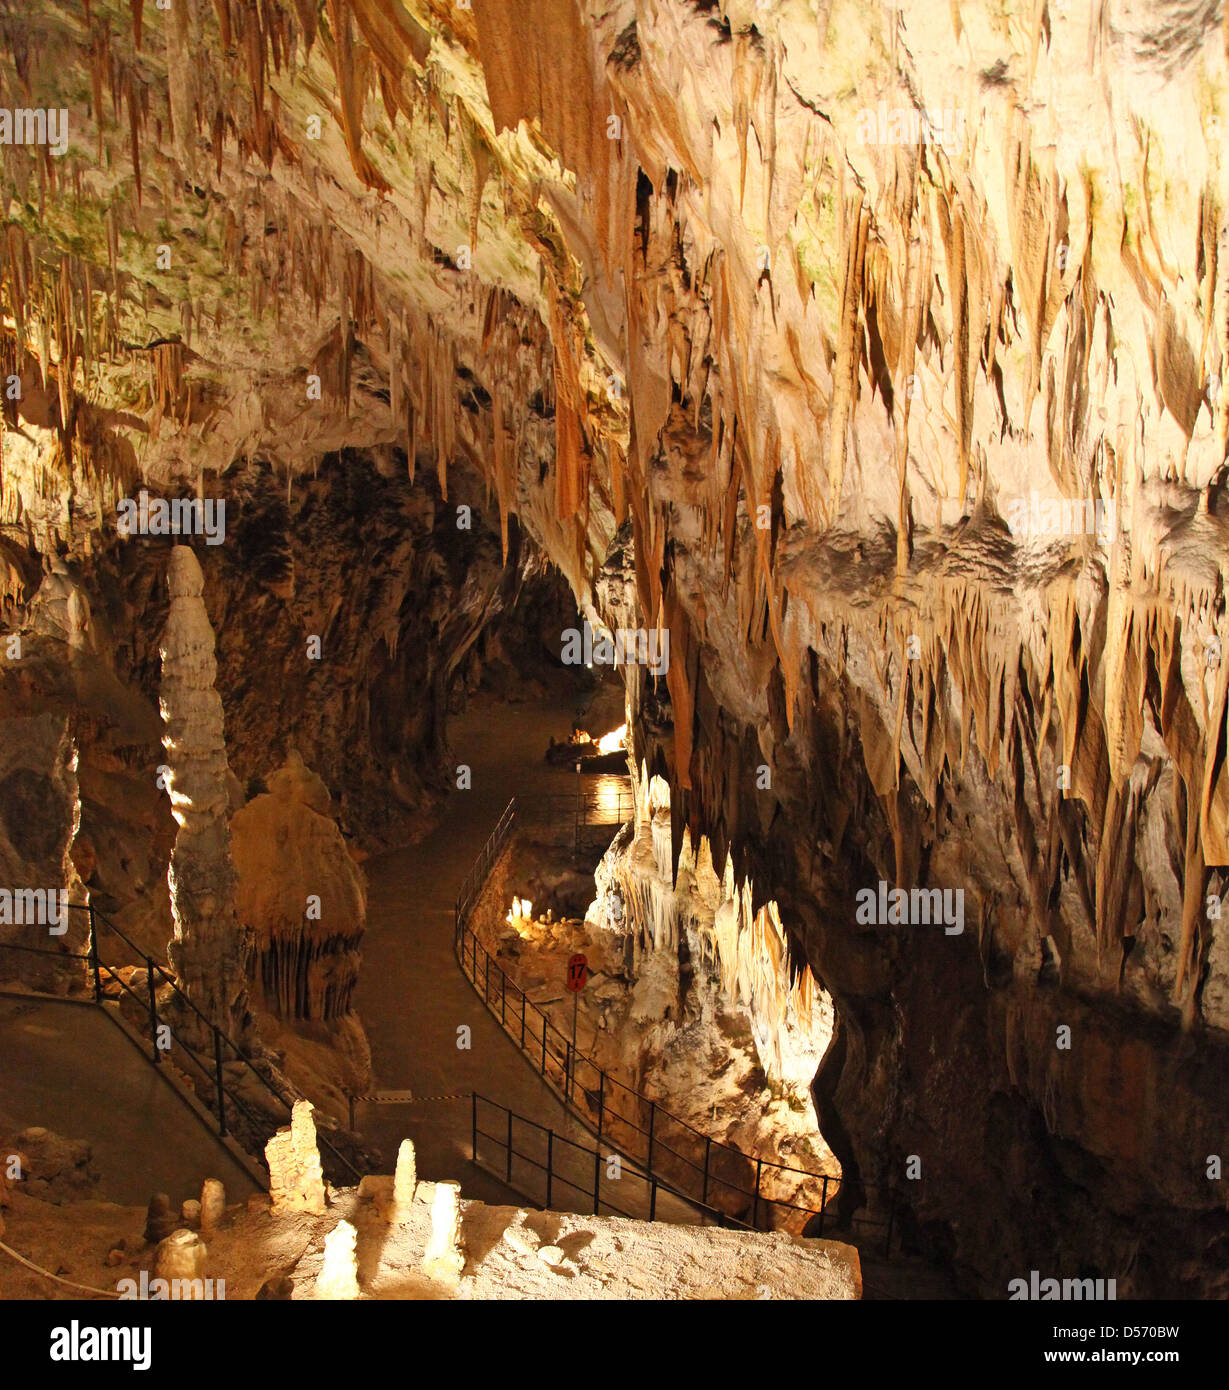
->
[566,953,589,992]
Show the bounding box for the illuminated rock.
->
[422,1180,465,1280]
[315,1219,359,1300]
[265,1100,327,1216]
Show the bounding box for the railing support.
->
[87,905,101,1003]
[753,1157,763,1229]
[545,1130,554,1208]
[213,1026,227,1136]
[647,1100,655,1171]
[702,1135,711,1206]
[471,1092,478,1161]
[506,1107,514,1183]
[145,956,160,1063]
[596,1071,605,1144]
[593,1141,602,1215]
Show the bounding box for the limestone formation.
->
[231,751,367,1022]
[153,1229,207,1296]
[0,714,90,994]
[265,1100,327,1216]
[144,1194,176,1246]
[159,546,253,1042]
[392,1140,417,1221]
[422,1181,466,1281]
[180,1200,201,1231]
[4,0,1229,1300]
[315,1220,360,1300]
[200,1179,226,1234]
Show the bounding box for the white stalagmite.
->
[315,1219,360,1300]
[153,1229,208,1296]
[422,1180,466,1280]
[159,545,252,1040]
[392,1139,417,1221]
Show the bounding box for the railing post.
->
[545,1130,554,1208]
[540,1015,547,1075]
[702,1135,711,1206]
[753,1157,763,1229]
[520,989,526,1049]
[565,1042,572,1103]
[647,1101,655,1171]
[87,905,102,1003]
[471,1092,478,1161]
[593,1141,602,1215]
[650,1176,657,1221]
[596,1071,605,1144]
[500,969,506,1027]
[145,956,160,1063]
[213,1026,227,1136]
[819,1175,828,1239]
[506,1107,513,1183]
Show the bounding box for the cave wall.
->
[2,0,1228,1295]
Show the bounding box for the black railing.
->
[471,1092,746,1228]
[0,902,361,1183]
[517,785,636,849]
[454,799,897,1254]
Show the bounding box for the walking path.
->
[356,692,692,1220]
[0,994,258,1206]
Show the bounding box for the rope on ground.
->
[0,1236,122,1298]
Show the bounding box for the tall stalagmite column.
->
[159,545,252,1042]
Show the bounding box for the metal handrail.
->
[0,900,361,1182]
[471,1091,746,1230]
[453,799,897,1253]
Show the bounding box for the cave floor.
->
[0,994,258,1206]
[356,690,694,1222]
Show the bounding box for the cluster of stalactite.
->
[607,761,830,1091]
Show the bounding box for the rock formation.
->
[153,1229,208,1296]
[315,1220,360,1300]
[266,1101,328,1217]
[392,1140,417,1222]
[422,1181,466,1281]
[159,546,252,1041]
[231,752,366,1021]
[0,714,89,993]
[200,1180,226,1234]
[2,0,1228,1297]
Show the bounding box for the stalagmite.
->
[159,546,253,1041]
[266,1100,328,1216]
[422,1180,465,1281]
[153,1230,208,1296]
[392,1139,417,1220]
[314,1219,360,1300]
[200,1179,225,1233]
